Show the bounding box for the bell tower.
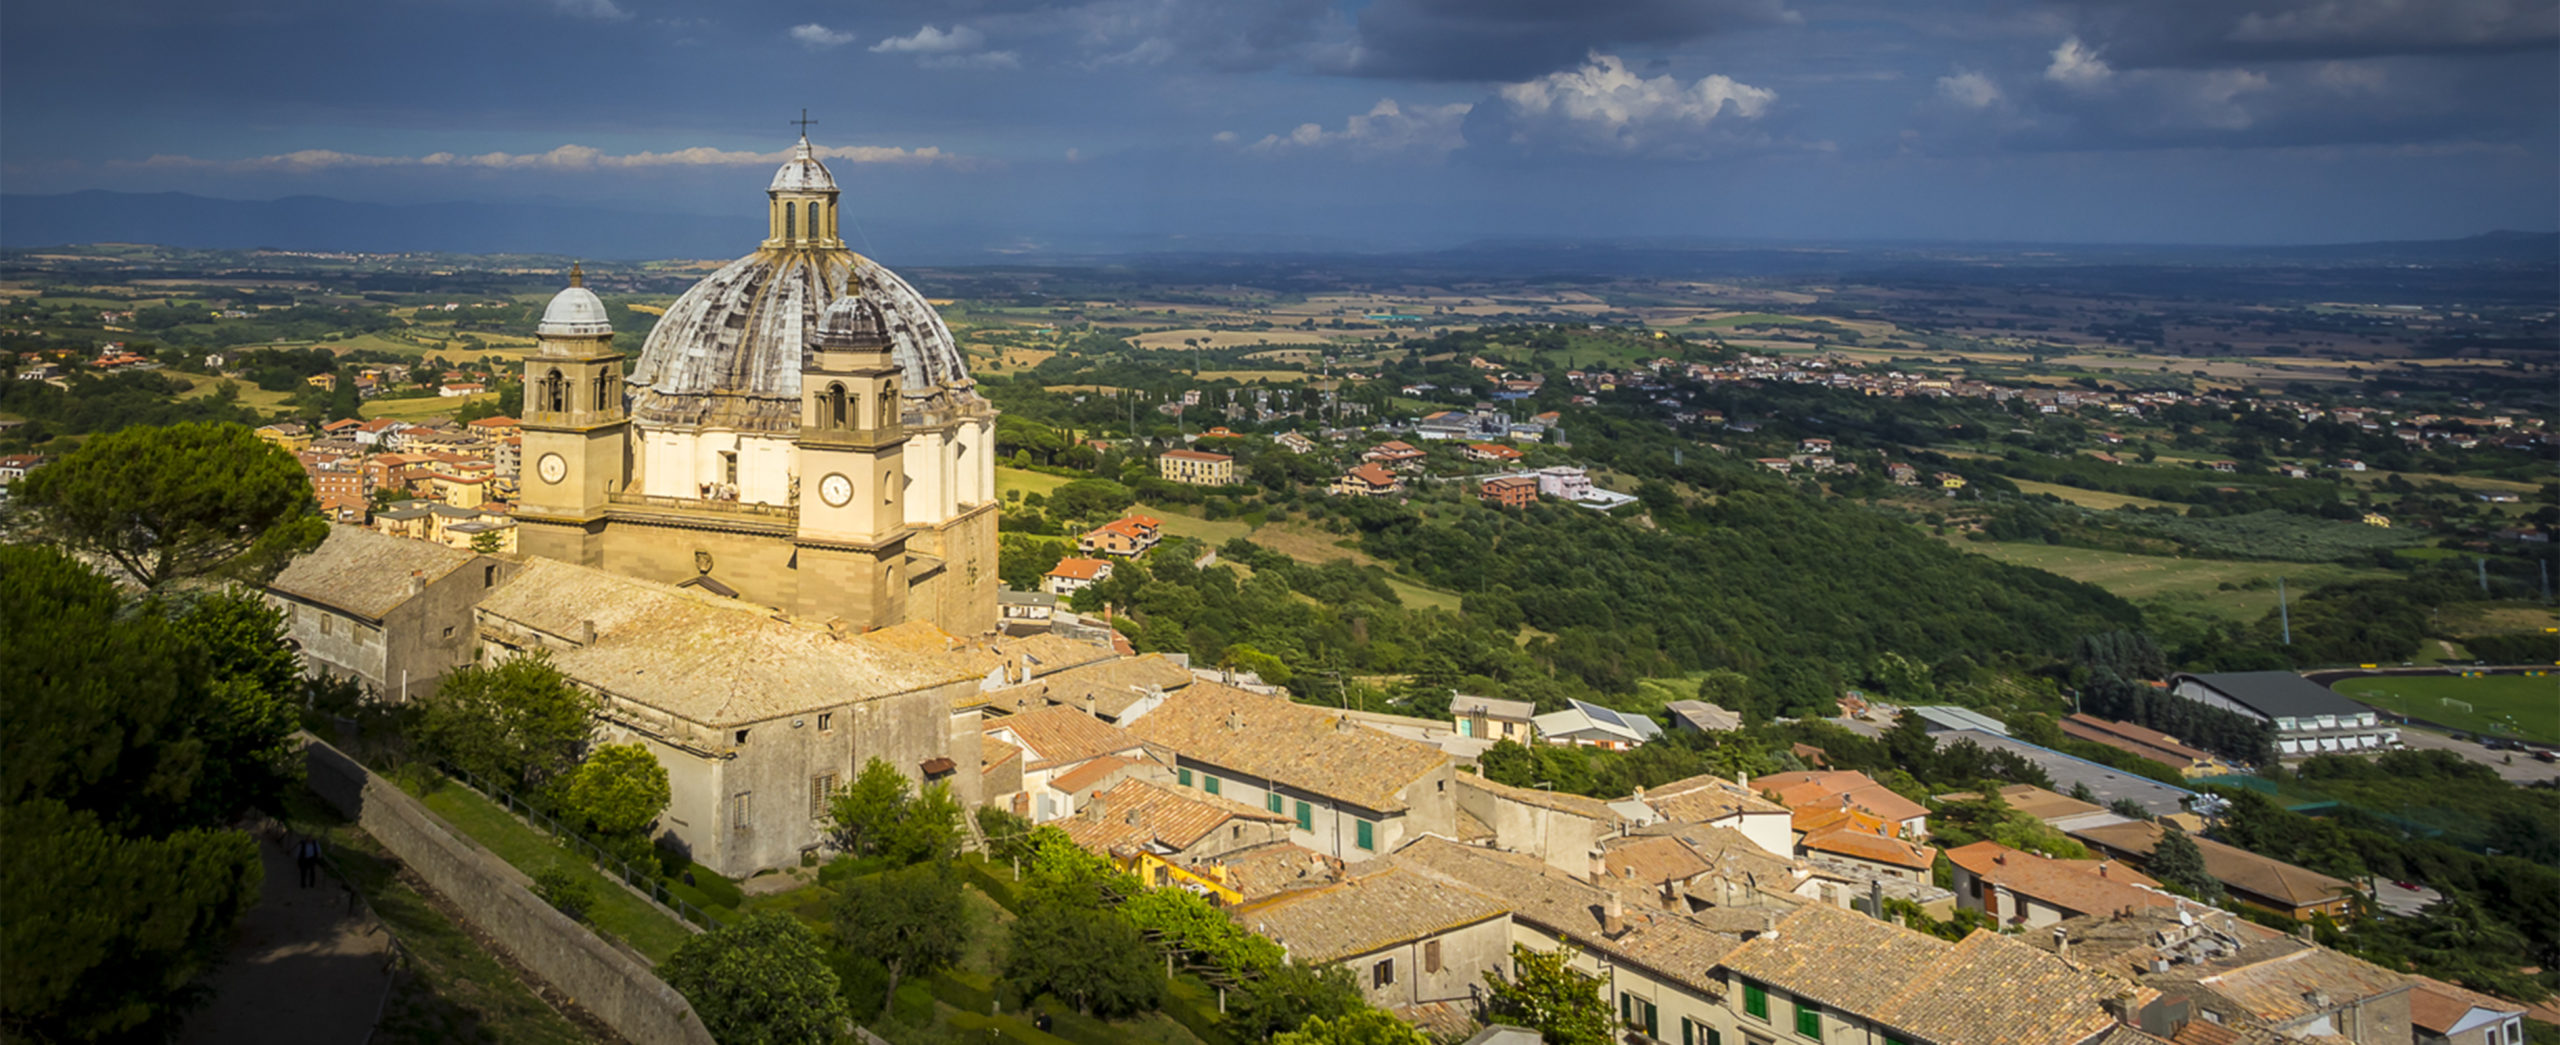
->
[517,264,628,565]
[794,294,909,627]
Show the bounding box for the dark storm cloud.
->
[1334,0,1800,80]
[2051,0,2559,66]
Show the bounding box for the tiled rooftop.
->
[1059,777,1291,855]
[984,705,1146,770]
[269,523,477,620]
[1126,682,1445,813]
[1238,865,1508,964]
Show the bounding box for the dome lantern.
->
[766,131,841,250]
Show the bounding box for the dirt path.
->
[179,824,395,1045]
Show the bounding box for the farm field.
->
[2331,674,2560,746]
[1950,541,2392,620]
[2007,478,2178,511]
[176,373,296,412]
[364,393,490,421]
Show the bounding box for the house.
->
[1363,441,1428,468]
[1330,463,1404,498]
[1534,466,1595,501]
[1662,700,1741,734]
[1059,776,1296,870]
[2339,459,2366,472]
[1452,695,1536,743]
[1754,770,1929,839]
[0,453,47,487]
[305,372,338,390]
[1628,773,1794,859]
[1451,774,1645,874]
[2039,904,2415,1045]
[1158,449,1235,486]
[1274,431,1316,454]
[254,423,312,452]
[1533,698,1661,750]
[2059,713,2230,777]
[354,418,406,446]
[1797,437,1832,453]
[1414,411,1471,441]
[439,382,486,397]
[1790,806,1937,885]
[1944,840,2175,928]
[2067,819,2356,922]
[1124,681,1453,862]
[989,651,1195,724]
[1906,704,2010,736]
[1078,514,1164,557]
[265,524,516,702]
[2363,511,2392,528]
[2169,671,2399,759]
[2408,975,2527,1045]
[985,705,1153,822]
[1477,474,1538,508]
[1042,556,1114,597]
[997,587,1057,634]
[473,561,990,877]
[2208,459,2238,473]
[1462,442,1523,464]
[1238,866,1511,1010]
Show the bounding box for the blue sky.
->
[3,0,2554,250]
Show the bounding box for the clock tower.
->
[794,294,909,627]
[517,265,628,565]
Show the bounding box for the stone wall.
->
[301,737,717,1045]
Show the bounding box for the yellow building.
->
[2362,512,2391,528]
[1158,448,1234,486]
[254,423,312,452]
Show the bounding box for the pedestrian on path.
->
[297,837,321,888]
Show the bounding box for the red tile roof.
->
[1046,557,1113,580]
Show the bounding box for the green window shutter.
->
[1178,768,1193,787]
[1707,1029,1721,1045]
[1356,819,1375,851]
[1796,1000,1823,1040]
[1295,801,1313,831]
[1743,981,1767,1020]
[1205,776,1221,796]
[1620,993,1631,1024]
[1642,999,1657,1039]
[1267,792,1283,814]
[1682,1019,1695,1045]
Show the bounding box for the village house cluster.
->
[252,413,526,550]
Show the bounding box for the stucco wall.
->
[300,736,717,1045]
[1340,915,1512,1009]
[1452,776,1606,876]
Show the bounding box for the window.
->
[827,383,848,428]
[1424,940,1441,973]
[818,713,833,732]
[1742,981,1767,1020]
[811,774,837,818]
[1794,1000,1822,1040]
[442,626,455,639]
[1178,768,1194,788]
[1355,819,1375,851]
[1204,776,1221,797]
[484,564,497,586]
[808,202,821,238]
[721,451,739,485]
[1682,1020,1720,1045]
[1267,793,1284,815]
[735,729,750,745]
[1372,959,1394,988]
[1884,1036,1912,1045]
[321,615,334,636]
[542,369,565,413]
[784,202,796,238]
[1295,800,1313,832]
[1618,993,1657,1037]
[733,792,753,830]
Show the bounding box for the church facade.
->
[514,136,999,635]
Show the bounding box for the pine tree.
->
[2150,825,2224,903]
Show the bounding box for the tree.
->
[826,757,912,858]
[416,651,599,793]
[1002,902,1163,1017]
[561,743,670,863]
[881,781,964,865]
[159,588,305,826]
[469,529,504,553]
[833,863,968,1013]
[1226,960,1364,1041]
[16,421,323,588]
[1482,942,1612,1045]
[2150,825,2224,903]
[1271,1009,1432,1045]
[661,912,848,1045]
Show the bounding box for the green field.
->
[995,465,1075,499]
[2332,674,2560,745]
[1951,541,2391,621]
[364,393,492,422]
[2008,478,2178,511]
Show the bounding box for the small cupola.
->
[765,133,842,250]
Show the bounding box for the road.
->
[178,821,394,1045]
[2391,725,2560,785]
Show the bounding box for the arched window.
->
[593,372,613,415]
[883,470,896,505]
[541,369,565,414]
[809,203,822,239]
[878,387,896,425]
[783,202,796,241]
[827,382,847,428]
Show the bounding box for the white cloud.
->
[1936,69,2004,109]
[120,143,961,173]
[1244,98,1473,156]
[790,23,859,48]
[553,0,627,21]
[921,50,1021,69]
[2046,37,2113,88]
[1480,53,1779,157]
[872,24,985,54]
[1211,131,1240,143]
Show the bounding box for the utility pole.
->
[2278,576,2292,646]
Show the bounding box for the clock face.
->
[819,473,854,507]
[537,453,567,484]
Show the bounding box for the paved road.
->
[178,824,394,1045]
[2392,725,2560,784]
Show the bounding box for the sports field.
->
[2332,674,2559,745]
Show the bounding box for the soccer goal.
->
[2441,697,2473,714]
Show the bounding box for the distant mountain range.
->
[4,190,2553,270]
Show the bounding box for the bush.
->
[533,864,598,922]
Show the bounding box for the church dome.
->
[769,136,837,193]
[626,245,971,434]
[537,284,612,337]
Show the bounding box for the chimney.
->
[408,569,427,596]
[1631,784,1645,802]
[1760,909,1779,940]
[1993,851,2007,865]
[1603,893,1625,937]
[1869,878,1885,920]
[1588,849,1609,885]
[1226,709,1243,731]
[576,619,597,645]
[2052,926,2071,960]
[2099,862,2110,879]
[1334,715,1356,734]
[1736,771,1749,790]
[1083,796,1106,823]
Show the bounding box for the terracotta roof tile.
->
[985,706,1146,770]
[1048,754,1140,795]
[2071,821,2352,908]
[1642,773,1788,821]
[1059,777,1291,854]
[1126,682,1445,812]
[1946,840,2176,919]
[269,523,479,620]
[1239,866,1507,964]
[1799,827,1936,871]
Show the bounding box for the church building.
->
[514,135,999,635]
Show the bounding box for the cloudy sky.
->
[3,0,2554,250]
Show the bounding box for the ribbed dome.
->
[769,136,837,193]
[626,249,970,433]
[820,295,889,346]
[537,285,612,337]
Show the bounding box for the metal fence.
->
[438,763,727,934]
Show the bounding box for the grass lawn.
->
[1381,574,1463,613]
[365,393,493,422]
[280,789,596,1045]
[2332,674,2560,745]
[1950,541,2392,621]
[176,373,297,413]
[1135,503,1254,545]
[2008,478,2178,511]
[996,466,1076,499]
[402,777,697,963]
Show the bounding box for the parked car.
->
[2535,749,2557,764]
